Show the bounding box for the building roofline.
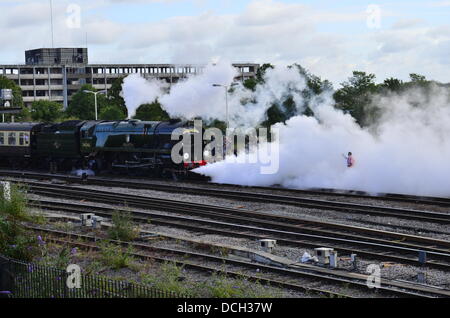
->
[0,63,259,68]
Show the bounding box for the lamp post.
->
[212,83,238,131]
[212,83,238,158]
[83,90,106,120]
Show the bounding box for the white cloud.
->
[0,0,449,84]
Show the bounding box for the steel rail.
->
[24,182,450,250]
[2,170,450,223]
[29,225,450,298]
[28,192,450,271]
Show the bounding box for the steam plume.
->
[122,63,450,196]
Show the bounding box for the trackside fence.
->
[0,255,188,298]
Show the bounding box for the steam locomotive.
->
[0,119,207,178]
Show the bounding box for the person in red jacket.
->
[343,152,355,167]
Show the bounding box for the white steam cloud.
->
[122,63,450,197]
[121,75,165,119]
[122,61,308,127]
[196,85,450,197]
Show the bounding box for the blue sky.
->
[0,0,449,84]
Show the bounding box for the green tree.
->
[405,73,432,92]
[409,73,427,83]
[260,64,332,128]
[29,100,63,122]
[241,63,275,92]
[14,107,32,122]
[66,84,109,120]
[243,78,258,91]
[133,101,170,121]
[108,76,128,117]
[99,104,126,120]
[380,77,404,93]
[333,71,378,126]
[256,63,275,82]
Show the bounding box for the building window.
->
[8,132,16,145]
[0,132,4,145]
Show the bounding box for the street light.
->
[83,90,107,120]
[212,83,238,131]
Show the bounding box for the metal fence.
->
[0,255,187,298]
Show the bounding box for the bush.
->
[98,241,135,270]
[0,184,39,261]
[107,211,138,242]
[0,184,30,221]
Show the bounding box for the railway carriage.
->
[0,119,207,178]
[0,122,44,167]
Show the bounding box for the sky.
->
[0,0,449,85]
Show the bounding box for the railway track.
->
[253,186,450,208]
[2,170,450,224]
[22,181,450,271]
[28,225,450,298]
[4,169,450,207]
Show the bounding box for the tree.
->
[108,77,128,117]
[243,78,258,91]
[133,101,170,121]
[409,73,427,83]
[405,73,432,92]
[15,107,32,122]
[256,63,275,82]
[333,71,378,126]
[66,84,109,120]
[260,64,332,128]
[99,105,126,120]
[380,77,404,93]
[0,75,24,109]
[30,100,63,122]
[242,64,274,92]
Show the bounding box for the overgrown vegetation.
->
[107,210,139,242]
[141,262,193,296]
[98,241,135,270]
[0,184,39,262]
[205,272,279,298]
[141,262,280,298]
[37,244,75,270]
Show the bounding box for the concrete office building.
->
[0,48,260,109]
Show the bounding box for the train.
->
[0,119,208,178]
